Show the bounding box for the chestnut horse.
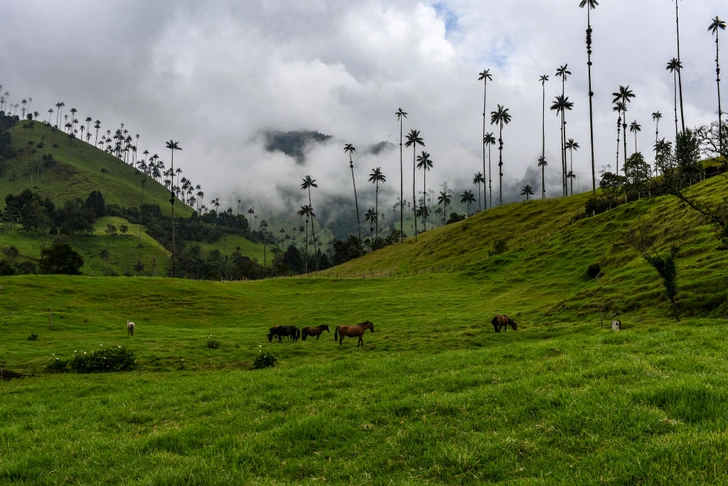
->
[302,324,331,341]
[126,320,135,336]
[491,315,517,333]
[334,321,375,346]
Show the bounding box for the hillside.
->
[0,118,272,275]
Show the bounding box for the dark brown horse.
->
[267,325,301,343]
[491,315,517,333]
[301,324,331,341]
[334,321,375,346]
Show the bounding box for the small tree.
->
[626,221,684,321]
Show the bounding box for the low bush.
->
[27,333,39,341]
[206,336,221,349]
[69,346,136,373]
[252,346,278,369]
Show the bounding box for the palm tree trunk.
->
[488,144,493,208]
[350,166,361,245]
[422,170,427,232]
[375,183,379,239]
[675,0,686,133]
[482,80,487,210]
[541,83,546,199]
[586,9,596,193]
[716,28,724,157]
[498,124,503,206]
[399,120,404,242]
[673,72,679,141]
[412,147,418,240]
[616,116,621,175]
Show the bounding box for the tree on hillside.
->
[673,0,686,133]
[165,140,182,277]
[565,138,580,195]
[364,208,377,241]
[666,57,682,141]
[626,221,684,321]
[473,172,485,211]
[550,94,573,194]
[490,105,511,205]
[405,129,425,239]
[538,156,548,198]
[484,132,496,207]
[556,64,572,196]
[297,205,314,273]
[39,240,84,275]
[580,0,599,193]
[652,111,662,146]
[416,151,433,231]
[539,74,549,198]
[709,16,726,157]
[460,189,475,216]
[437,190,451,225]
[629,120,642,154]
[395,107,408,242]
[368,167,386,239]
[344,143,362,244]
[520,185,534,201]
[479,69,493,210]
[301,174,319,270]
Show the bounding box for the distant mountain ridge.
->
[262,130,332,163]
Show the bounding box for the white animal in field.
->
[127,320,136,336]
[611,320,621,331]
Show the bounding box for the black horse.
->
[267,325,301,343]
[491,315,517,333]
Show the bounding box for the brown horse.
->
[334,321,375,346]
[491,315,517,333]
[302,324,331,341]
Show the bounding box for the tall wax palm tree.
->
[94,120,101,146]
[565,138,580,195]
[484,132,496,208]
[538,156,548,198]
[539,74,549,195]
[613,101,625,173]
[613,85,635,171]
[479,69,493,209]
[364,208,377,241]
[566,171,577,195]
[247,207,255,230]
[343,143,362,244]
[296,205,314,273]
[395,108,408,242]
[550,94,574,195]
[556,65,572,196]
[461,190,475,216]
[709,16,726,157]
[47,108,53,125]
[301,174,319,269]
[652,111,663,145]
[165,140,182,278]
[666,58,682,140]
[437,190,451,224]
[580,0,599,193]
[404,129,425,239]
[490,105,511,206]
[416,151,433,231]
[629,121,642,153]
[520,185,534,201]
[673,0,686,133]
[473,172,485,211]
[368,167,386,239]
[55,101,64,127]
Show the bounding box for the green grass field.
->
[2,170,728,483]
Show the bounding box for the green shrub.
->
[69,346,136,373]
[206,336,221,349]
[46,357,68,373]
[489,239,509,257]
[586,263,602,279]
[27,333,39,341]
[252,346,278,369]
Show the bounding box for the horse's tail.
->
[334,327,339,341]
[296,328,301,340]
[302,329,307,341]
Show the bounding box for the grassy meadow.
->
[2,171,728,483]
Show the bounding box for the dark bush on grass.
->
[27,333,39,341]
[46,357,69,373]
[489,239,509,257]
[69,346,136,373]
[587,263,602,279]
[252,348,278,369]
[206,336,221,349]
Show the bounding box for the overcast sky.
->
[1,0,725,215]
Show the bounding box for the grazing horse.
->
[126,320,135,336]
[334,321,375,347]
[267,325,301,343]
[302,324,331,341]
[491,315,517,333]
